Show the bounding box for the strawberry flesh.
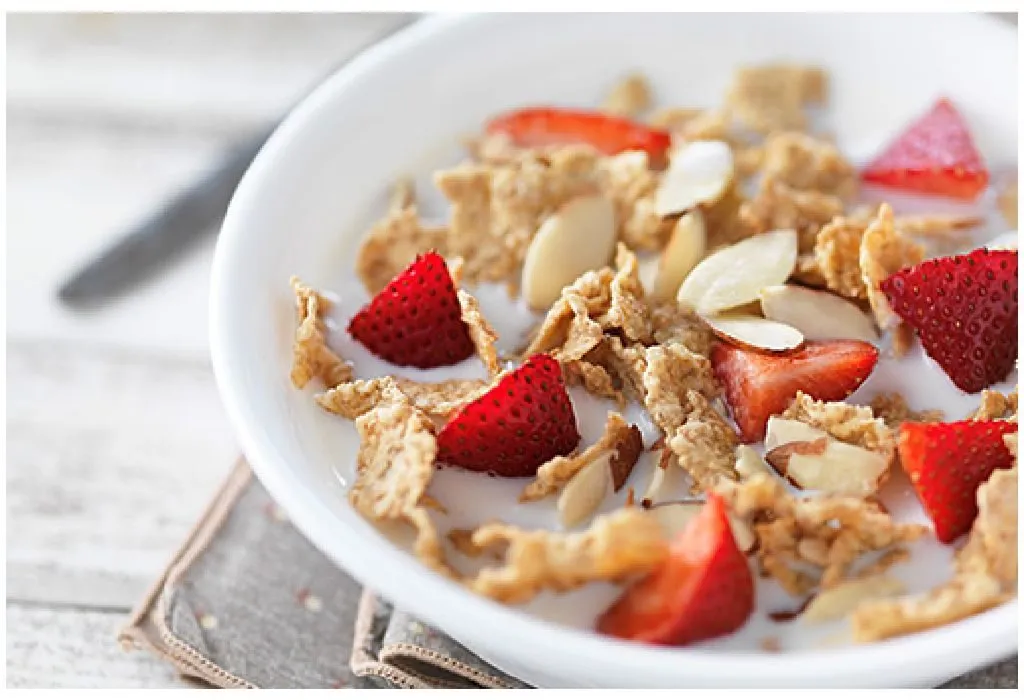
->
[881,248,1017,393]
[861,98,989,201]
[597,493,754,645]
[348,252,475,369]
[485,107,671,160]
[712,340,880,443]
[899,420,1016,543]
[436,354,580,478]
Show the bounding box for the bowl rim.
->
[210,12,1017,686]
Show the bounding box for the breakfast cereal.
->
[285,62,1018,650]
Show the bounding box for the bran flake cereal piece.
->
[447,528,501,560]
[725,64,827,135]
[522,268,614,360]
[317,377,489,420]
[860,203,924,331]
[998,178,1018,228]
[852,461,1017,644]
[642,343,720,436]
[791,253,828,288]
[667,390,740,492]
[648,106,705,131]
[649,301,714,356]
[782,392,896,467]
[350,388,450,576]
[702,182,754,250]
[562,358,625,405]
[893,214,983,238]
[593,336,649,402]
[734,146,766,179]
[957,465,1017,587]
[850,573,1008,643]
[600,244,652,342]
[716,474,925,595]
[457,289,501,377]
[465,508,668,604]
[602,73,653,118]
[520,412,642,502]
[869,392,945,428]
[289,277,353,389]
[389,176,416,213]
[740,177,844,253]
[968,388,1018,422]
[813,216,869,298]
[761,132,857,199]
[600,151,671,252]
[355,207,450,296]
[437,147,605,284]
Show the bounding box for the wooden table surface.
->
[5,13,410,688]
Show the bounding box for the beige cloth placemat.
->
[119,460,1016,689]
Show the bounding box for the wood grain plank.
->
[6,339,237,609]
[6,604,190,688]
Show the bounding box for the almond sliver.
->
[677,228,798,315]
[655,140,734,216]
[760,284,878,343]
[704,314,805,352]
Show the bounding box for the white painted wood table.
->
[5,13,410,688]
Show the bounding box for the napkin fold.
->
[119,459,1016,689]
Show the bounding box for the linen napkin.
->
[119,459,1016,689]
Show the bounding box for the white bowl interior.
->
[211,13,1017,688]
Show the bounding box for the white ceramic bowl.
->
[210,13,1017,688]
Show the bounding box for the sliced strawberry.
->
[712,340,879,443]
[861,98,989,201]
[899,420,1016,543]
[881,248,1017,393]
[597,493,754,646]
[348,252,474,369]
[485,107,671,160]
[436,354,580,477]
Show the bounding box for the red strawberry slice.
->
[861,98,989,201]
[899,420,1016,543]
[348,252,475,369]
[881,248,1017,393]
[485,107,672,160]
[436,354,580,477]
[597,493,754,646]
[712,340,879,443]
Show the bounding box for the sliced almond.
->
[677,228,798,315]
[557,451,613,527]
[655,140,734,216]
[768,437,889,496]
[735,445,773,481]
[649,501,757,554]
[765,438,829,471]
[640,447,681,508]
[760,285,879,343]
[764,417,830,451]
[802,575,906,623]
[647,211,708,301]
[703,314,805,353]
[521,194,617,310]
